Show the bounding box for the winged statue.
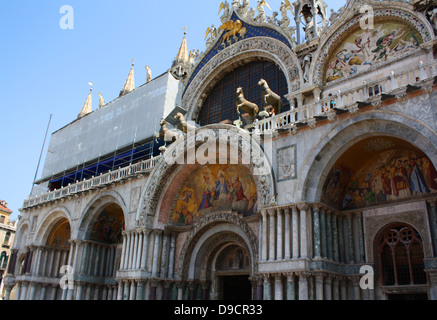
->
[219,19,247,44]
[218,1,230,23]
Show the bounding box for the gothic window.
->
[0,251,8,269]
[3,232,10,245]
[198,60,289,126]
[378,225,427,286]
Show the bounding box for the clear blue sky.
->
[0,0,343,220]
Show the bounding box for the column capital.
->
[267,208,276,216]
[427,198,437,207]
[285,272,295,281]
[262,273,271,282]
[176,281,186,289]
[273,273,283,281]
[297,202,309,211]
[311,203,323,211]
[314,272,326,281]
[200,280,211,290]
[153,229,163,236]
[295,271,309,279]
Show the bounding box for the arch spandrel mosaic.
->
[90,204,125,244]
[47,220,70,249]
[324,19,422,84]
[322,137,437,210]
[171,164,257,226]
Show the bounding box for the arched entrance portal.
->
[178,213,259,300]
[215,244,251,300]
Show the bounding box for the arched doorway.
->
[178,212,259,300]
[214,244,251,300]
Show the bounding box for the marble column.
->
[332,212,339,262]
[276,208,283,260]
[291,205,299,259]
[127,232,133,270]
[117,281,123,300]
[355,212,366,263]
[326,211,333,260]
[268,209,276,261]
[339,277,348,300]
[338,215,345,263]
[136,231,144,270]
[261,210,268,261]
[332,276,340,300]
[132,232,139,270]
[274,273,283,300]
[351,276,361,300]
[140,230,150,271]
[428,273,437,300]
[177,282,185,300]
[161,231,170,278]
[120,232,127,270]
[312,205,321,259]
[286,273,296,300]
[320,208,327,259]
[168,233,177,278]
[123,280,130,300]
[347,215,355,264]
[427,199,437,257]
[324,275,332,300]
[201,281,210,300]
[315,273,324,300]
[263,274,271,300]
[297,203,308,259]
[297,272,309,300]
[284,207,291,260]
[4,284,13,301]
[152,230,162,277]
[129,280,136,300]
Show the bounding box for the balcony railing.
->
[253,60,437,133]
[22,156,163,209]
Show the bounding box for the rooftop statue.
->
[259,79,282,115]
[236,87,259,121]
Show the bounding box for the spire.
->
[171,29,190,80]
[174,29,189,66]
[120,59,135,97]
[78,83,93,119]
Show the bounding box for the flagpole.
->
[30,114,53,196]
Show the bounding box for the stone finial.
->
[119,59,135,97]
[77,83,93,119]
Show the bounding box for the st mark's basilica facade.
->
[4,0,437,300]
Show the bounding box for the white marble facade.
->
[4,0,437,300]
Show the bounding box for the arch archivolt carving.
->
[176,211,259,280]
[77,190,127,239]
[182,37,303,122]
[33,206,72,246]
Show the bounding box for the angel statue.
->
[255,0,271,23]
[278,0,293,29]
[237,0,250,17]
[218,1,231,24]
[205,25,218,48]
